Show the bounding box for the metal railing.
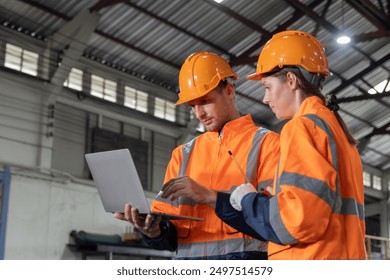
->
[365,234,390,260]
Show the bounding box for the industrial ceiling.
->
[0,0,389,171]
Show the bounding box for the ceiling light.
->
[336,35,351,45]
[336,0,351,45]
[213,0,224,3]
[368,79,389,95]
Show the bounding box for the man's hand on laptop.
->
[113,203,162,238]
[161,175,217,207]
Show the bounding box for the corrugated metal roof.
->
[0,0,389,170]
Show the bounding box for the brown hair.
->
[269,67,358,145]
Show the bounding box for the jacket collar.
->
[294,96,325,118]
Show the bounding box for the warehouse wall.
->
[0,53,183,260]
[4,173,124,259]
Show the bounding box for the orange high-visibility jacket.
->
[151,115,280,259]
[217,97,366,259]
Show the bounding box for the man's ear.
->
[225,83,236,99]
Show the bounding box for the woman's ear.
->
[286,72,298,90]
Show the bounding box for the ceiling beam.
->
[201,0,271,35]
[285,0,339,33]
[288,0,390,41]
[345,0,390,31]
[202,0,273,67]
[312,0,332,37]
[344,0,390,42]
[126,1,232,57]
[94,30,180,70]
[18,0,70,20]
[338,91,390,103]
[286,0,389,63]
[90,0,127,12]
[366,146,390,170]
[230,0,328,66]
[364,122,390,139]
[352,30,390,42]
[328,53,390,96]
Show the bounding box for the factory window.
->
[154,97,176,122]
[64,68,83,91]
[372,175,382,191]
[91,74,117,102]
[363,171,371,187]
[4,43,39,76]
[124,86,148,113]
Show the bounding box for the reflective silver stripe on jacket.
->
[177,137,198,206]
[269,114,364,244]
[176,238,262,259]
[179,137,197,176]
[153,138,198,205]
[247,127,271,189]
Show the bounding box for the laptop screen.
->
[85,149,204,221]
[85,149,150,213]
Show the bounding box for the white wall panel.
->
[0,74,43,167]
[4,173,126,259]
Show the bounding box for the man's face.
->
[186,86,231,132]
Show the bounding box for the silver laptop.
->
[85,149,203,221]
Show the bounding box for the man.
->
[114,52,280,259]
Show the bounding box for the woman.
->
[217,30,367,259]
[162,30,366,259]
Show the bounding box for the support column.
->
[37,8,101,169]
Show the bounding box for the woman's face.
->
[261,74,298,119]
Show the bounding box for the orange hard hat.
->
[176,52,238,105]
[247,30,330,80]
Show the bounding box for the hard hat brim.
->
[175,98,186,105]
[246,72,263,80]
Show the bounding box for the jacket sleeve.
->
[142,219,178,251]
[240,193,282,243]
[215,192,267,241]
